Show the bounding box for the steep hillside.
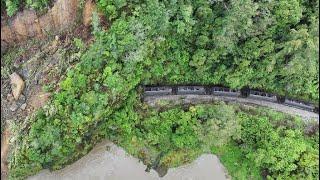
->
[1,0,319,180]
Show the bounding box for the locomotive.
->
[143,85,319,113]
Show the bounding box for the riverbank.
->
[28,140,230,180]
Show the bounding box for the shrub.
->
[5,0,19,16]
[2,0,52,16]
[239,113,319,179]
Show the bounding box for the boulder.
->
[20,103,27,110]
[9,103,19,112]
[9,73,25,100]
[6,94,14,102]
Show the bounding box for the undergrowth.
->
[2,0,52,16]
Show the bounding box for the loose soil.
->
[0,25,92,179]
[1,130,10,180]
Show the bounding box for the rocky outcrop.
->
[29,86,51,110]
[1,129,10,180]
[83,0,97,27]
[9,73,25,100]
[0,0,103,50]
[1,0,80,48]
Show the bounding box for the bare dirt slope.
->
[1,0,79,46]
[0,26,91,179]
[1,0,99,51]
[1,130,10,180]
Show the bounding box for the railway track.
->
[143,85,319,114]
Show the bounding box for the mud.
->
[28,140,230,180]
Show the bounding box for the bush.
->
[2,0,52,16]
[5,0,19,16]
[238,112,319,179]
[25,0,50,11]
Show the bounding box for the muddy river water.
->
[28,140,230,180]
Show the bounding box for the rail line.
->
[142,85,319,114]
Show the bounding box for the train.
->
[143,85,319,113]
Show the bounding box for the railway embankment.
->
[144,94,319,121]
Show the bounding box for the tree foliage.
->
[8,0,319,179]
[1,0,51,16]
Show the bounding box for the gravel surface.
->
[144,94,319,121]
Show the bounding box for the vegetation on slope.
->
[96,0,319,103]
[10,95,319,179]
[7,0,319,179]
[1,0,52,16]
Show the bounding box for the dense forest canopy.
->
[96,0,319,103]
[7,0,319,179]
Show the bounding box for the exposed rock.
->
[0,26,15,44]
[11,12,28,41]
[83,0,97,27]
[22,10,41,38]
[39,13,54,35]
[9,103,19,112]
[1,129,10,180]
[1,0,79,48]
[29,86,51,110]
[51,38,60,50]
[20,103,27,110]
[154,165,168,177]
[1,41,8,54]
[6,94,14,102]
[9,73,25,100]
[18,94,26,102]
[13,58,22,68]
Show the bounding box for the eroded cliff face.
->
[1,129,10,180]
[1,0,97,50]
[0,1,99,178]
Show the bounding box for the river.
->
[28,140,230,180]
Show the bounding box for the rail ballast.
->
[143,85,319,113]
